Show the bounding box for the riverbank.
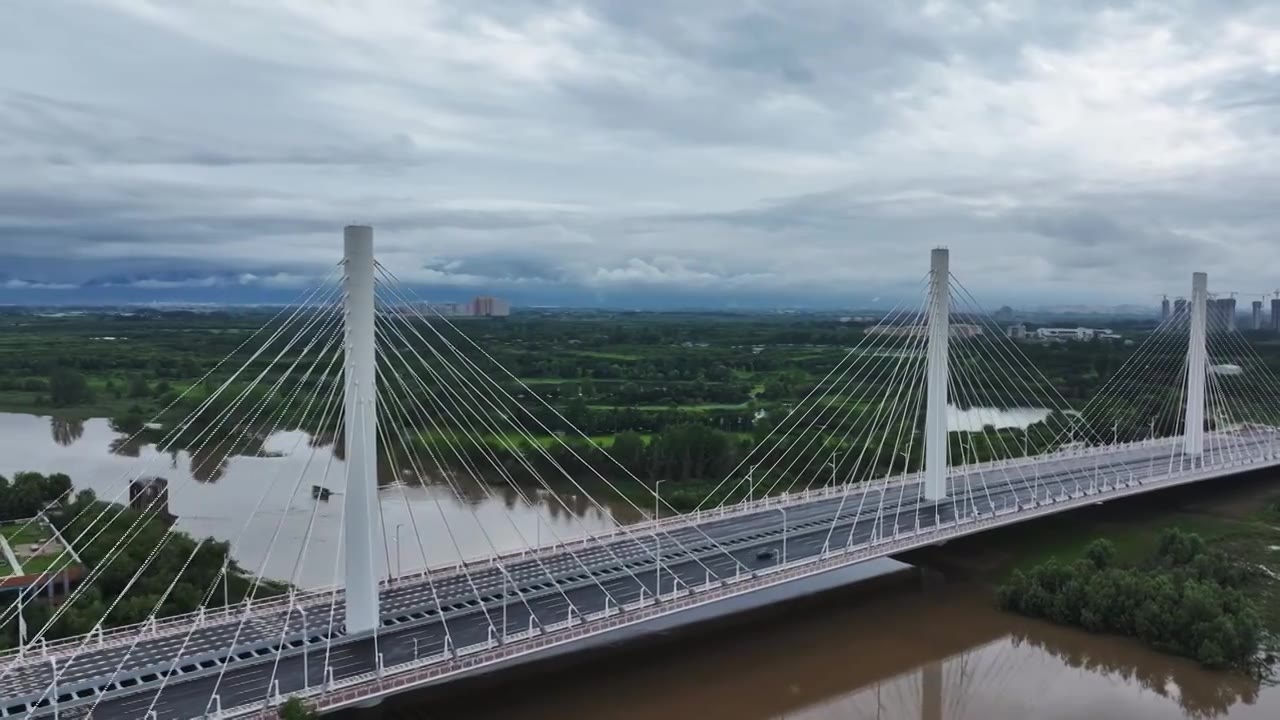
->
[908,468,1280,658]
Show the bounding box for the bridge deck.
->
[3,431,1276,718]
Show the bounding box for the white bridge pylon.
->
[343,225,379,635]
[923,247,949,501]
[918,250,1213,502]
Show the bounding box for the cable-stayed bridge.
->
[1,229,1278,719]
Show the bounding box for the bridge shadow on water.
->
[338,467,1280,720]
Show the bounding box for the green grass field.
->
[0,523,50,548]
[0,390,146,419]
[19,553,72,575]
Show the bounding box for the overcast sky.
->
[2,0,1278,307]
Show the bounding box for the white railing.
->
[209,438,1280,718]
[11,433,1277,716]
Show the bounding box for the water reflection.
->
[50,416,83,446]
[388,588,1276,720]
[0,413,636,587]
[948,405,1051,432]
[1010,632,1261,719]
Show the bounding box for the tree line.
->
[998,530,1264,671]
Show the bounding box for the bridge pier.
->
[343,225,381,635]
[1183,271,1207,457]
[924,248,949,501]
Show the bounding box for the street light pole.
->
[49,655,58,720]
[293,604,309,689]
[394,523,404,580]
[748,464,757,503]
[655,479,666,599]
[779,507,788,563]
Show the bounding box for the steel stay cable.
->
[1029,308,1189,453]
[371,279,742,584]
[373,312,675,606]
[790,320,927,499]
[0,283,344,639]
[375,302,659,611]
[1202,311,1266,459]
[380,261,924,521]
[0,269,341,606]
[143,317,349,715]
[250,351,354,706]
[948,356,998,515]
[739,292,928,501]
[373,305,667,588]
[889,327,933,542]
[178,317,353,711]
[862,310,933,539]
[373,321,629,615]
[817,305,930,553]
[374,382,554,642]
[753,296,929,500]
[371,371,533,637]
[949,276,1115,447]
[765,303,929,499]
[371,282,742,586]
[0,295,344,670]
[20,302,347,708]
[121,344,348,720]
[1203,316,1280,449]
[693,282,927,510]
[946,290,1070,499]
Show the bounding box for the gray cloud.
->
[1,0,1279,307]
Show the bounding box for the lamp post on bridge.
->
[778,507,788,564]
[49,654,58,720]
[393,523,404,581]
[289,603,309,689]
[654,479,666,599]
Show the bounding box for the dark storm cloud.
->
[1,0,1279,306]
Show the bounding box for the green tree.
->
[127,374,151,399]
[1084,539,1116,570]
[48,368,93,407]
[278,697,317,719]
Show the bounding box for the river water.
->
[0,413,635,588]
[373,585,1279,720]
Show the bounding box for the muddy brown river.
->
[361,583,1278,720]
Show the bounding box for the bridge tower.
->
[343,225,380,635]
[1183,271,1208,457]
[924,247,949,501]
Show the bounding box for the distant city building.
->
[1272,298,1280,332]
[1160,297,1171,321]
[1034,327,1121,342]
[402,297,510,318]
[1174,298,1187,317]
[1208,297,1238,332]
[1253,300,1263,330]
[469,296,511,317]
[1006,323,1027,340]
[994,306,1016,322]
[867,323,984,339]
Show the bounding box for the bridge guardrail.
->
[209,437,1280,718]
